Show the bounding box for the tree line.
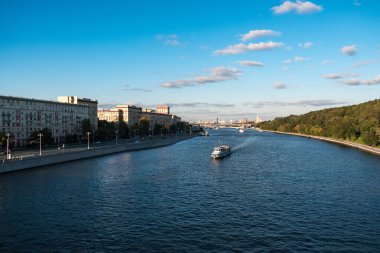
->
[258,99,380,147]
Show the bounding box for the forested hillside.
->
[259,99,380,147]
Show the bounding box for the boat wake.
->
[232,137,256,152]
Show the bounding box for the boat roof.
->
[214,145,230,149]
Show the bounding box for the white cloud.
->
[273,82,288,89]
[214,41,283,55]
[353,0,361,6]
[166,102,235,108]
[272,0,323,15]
[247,100,346,108]
[323,73,358,79]
[339,75,380,86]
[124,85,152,92]
[283,56,309,64]
[155,34,181,46]
[241,30,282,42]
[340,45,357,56]
[298,42,313,49]
[322,60,335,65]
[161,67,241,88]
[236,60,265,67]
[323,74,345,79]
[352,59,376,68]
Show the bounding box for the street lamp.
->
[87,132,90,150]
[115,130,119,145]
[38,133,43,156]
[6,133,10,160]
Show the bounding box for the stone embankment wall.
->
[0,135,196,174]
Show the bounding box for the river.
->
[1,129,380,252]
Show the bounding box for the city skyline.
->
[1,0,379,121]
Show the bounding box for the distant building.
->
[97,108,122,123]
[240,118,248,124]
[0,95,98,147]
[156,105,170,114]
[255,115,263,123]
[98,104,181,130]
[116,105,144,127]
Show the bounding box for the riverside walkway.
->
[264,130,380,156]
[0,134,198,174]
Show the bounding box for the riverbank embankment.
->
[0,134,198,174]
[263,130,380,156]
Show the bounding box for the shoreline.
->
[0,134,198,175]
[263,130,380,156]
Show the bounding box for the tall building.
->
[97,108,122,123]
[255,115,263,123]
[240,118,248,124]
[156,105,170,115]
[98,104,181,129]
[0,95,98,147]
[57,96,98,130]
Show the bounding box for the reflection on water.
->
[1,129,380,251]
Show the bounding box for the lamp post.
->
[38,133,43,156]
[115,130,119,145]
[87,132,90,150]
[6,133,10,160]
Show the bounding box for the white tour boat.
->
[239,128,245,133]
[211,145,231,159]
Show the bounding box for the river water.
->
[1,129,380,252]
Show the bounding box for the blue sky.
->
[1,0,379,121]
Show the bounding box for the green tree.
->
[130,123,139,138]
[118,121,129,139]
[81,118,92,136]
[153,123,162,136]
[258,99,380,147]
[0,132,14,150]
[28,128,54,146]
[138,119,150,137]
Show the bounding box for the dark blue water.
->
[1,129,380,252]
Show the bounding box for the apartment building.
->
[0,95,98,147]
[97,104,181,129]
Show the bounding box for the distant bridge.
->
[198,123,255,129]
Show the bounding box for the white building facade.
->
[0,95,98,147]
[98,104,181,129]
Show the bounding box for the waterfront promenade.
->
[0,134,197,174]
[263,130,380,156]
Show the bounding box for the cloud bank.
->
[167,102,235,108]
[323,73,358,79]
[237,60,265,67]
[340,45,357,56]
[214,41,283,55]
[155,34,181,46]
[283,56,309,64]
[124,85,152,92]
[247,100,346,108]
[273,82,288,89]
[241,30,281,42]
[339,75,380,86]
[298,42,313,49]
[161,67,241,88]
[272,1,323,15]
[352,59,376,68]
